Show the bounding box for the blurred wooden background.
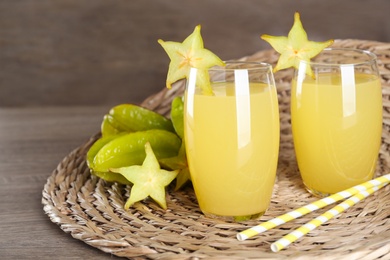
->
[1,0,389,107]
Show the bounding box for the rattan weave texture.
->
[43,39,390,259]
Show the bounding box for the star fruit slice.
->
[158,25,225,95]
[110,142,179,210]
[261,12,334,77]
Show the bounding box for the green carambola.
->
[101,104,175,137]
[88,129,181,184]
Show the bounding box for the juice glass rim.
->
[297,47,378,67]
[208,61,273,72]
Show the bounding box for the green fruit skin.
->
[170,96,184,139]
[90,170,131,185]
[86,133,131,184]
[92,129,181,173]
[101,104,174,137]
[87,133,125,169]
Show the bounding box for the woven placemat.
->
[42,39,390,259]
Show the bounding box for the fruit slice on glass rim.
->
[158,25,225,95]
[261,12,334,77]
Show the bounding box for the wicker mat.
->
[42,39,390,259]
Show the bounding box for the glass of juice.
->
[291,48,382,197]
[184,61,280,221]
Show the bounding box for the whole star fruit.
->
[159,141,190,191]
[170,96,184,139]
[87,133,131,184]
[110,142,179,210]
[91,129,181,174]
[158,25,225,95]
[101,104,175,137]
[159,96,191,190]
[261,12,334,77]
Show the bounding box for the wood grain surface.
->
[0,106,123,259]
[1,0,389,107]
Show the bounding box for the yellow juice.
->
[184,82,279,217]
[291,73,382,194]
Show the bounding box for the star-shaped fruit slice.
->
[110,142,179,210]
[158,25,225,95]
[261,12,334,77]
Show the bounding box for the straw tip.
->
[271,243,281,252]
[236,233,246,241]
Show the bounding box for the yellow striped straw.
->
[237,173,390,242]
[270,183,387,252]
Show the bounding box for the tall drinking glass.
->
[184,61,280,221]
[291,48,382,197]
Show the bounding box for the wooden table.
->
[2,44,390,258]
[0,106,124,259]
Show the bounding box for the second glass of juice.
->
[184,61,280,221]
[291,48,382,197]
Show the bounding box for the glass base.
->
[202,211,265,222]
[304,185,332,198]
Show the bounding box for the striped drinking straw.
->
[270,183,387,252]
[237,173,390,242]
